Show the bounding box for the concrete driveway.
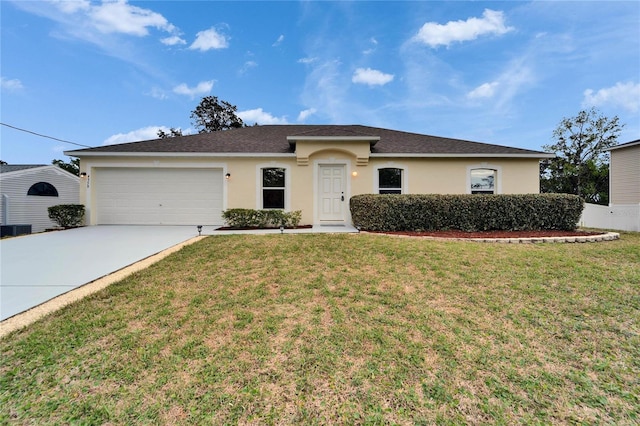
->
[0,226,200,321]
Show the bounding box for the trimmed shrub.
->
[222,209,302,229]
[48,204,85,228]
[350,194,584,232]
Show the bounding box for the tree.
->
[540,108,623,205]
[52,157,80,176]
[157,127,183,139]
[190,96,244,133]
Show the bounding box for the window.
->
[262,168,285,209]
[27,182,59,197]
[470,168,496,194]
[378,168,403,194]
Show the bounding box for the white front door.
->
[318,165,346,223]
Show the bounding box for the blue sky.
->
[1,1,639,165]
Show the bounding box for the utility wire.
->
[1,122,93,148]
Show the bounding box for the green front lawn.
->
[2,233,639,424]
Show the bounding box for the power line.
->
[1,122,93,148]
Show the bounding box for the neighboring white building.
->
[580,139,640,231]
[0,165,80,234]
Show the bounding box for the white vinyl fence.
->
[579,203,640,232]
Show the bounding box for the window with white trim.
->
[378,168,403,194]
[470,168,496,194]
[261,167,285,209]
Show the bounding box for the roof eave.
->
[370,153,555,159]
[66,151,553,159]
[608,140,640,151]
[64,151,296,158]
[286,136,380,142]
[286,136,380,149]
[0,165,81,181]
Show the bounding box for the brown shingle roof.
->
[66,125,550,157]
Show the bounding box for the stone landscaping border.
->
[362,231,620,243]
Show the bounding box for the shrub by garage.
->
[350,194,584,232]
[222,209,302,229]
[48,204,85,228]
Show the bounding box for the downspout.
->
[1,194,8,225]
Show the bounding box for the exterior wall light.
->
[352,171,358,177]
[80,172,88,178]
[225,173,231,180]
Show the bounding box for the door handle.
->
[341,192,344,202]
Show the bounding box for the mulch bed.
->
[366,229,604,239]
[216,225,314,231]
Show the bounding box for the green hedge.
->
[222,209,302,229]
[48,204,85,228]
[350,194,584,232]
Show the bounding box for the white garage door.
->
[94,168,223,225]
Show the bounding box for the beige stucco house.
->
[65,125,553,227]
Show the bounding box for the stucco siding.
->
[0,167,80,233]
[610,144,640,204]
[79,155,542,226]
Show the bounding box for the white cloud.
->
[467,81,499,99]
[352,68,394,86]
[273,34,284,46]
[189,27,229,51]
[461,55,534,110]
[583,81,640,112]
[297,57,318,64]
[297,108,317,122]
[15,1,181,48]
[299,59,356,124]
[363,37,378,55]
[147,87,167,100]
[172,80,214,98]
[50,0,90,14]
[239,61,258,75]
[103,126,171,145]
[161,35,186,46]
[1,77,24,91]
[238,108,288,125]
[89,1,176,36]
[414,9,513,48]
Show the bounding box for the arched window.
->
[27,182,59,197]
[377,168,403,194]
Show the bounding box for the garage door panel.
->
[94,168,223,225]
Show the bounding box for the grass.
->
[1,232,639,425]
